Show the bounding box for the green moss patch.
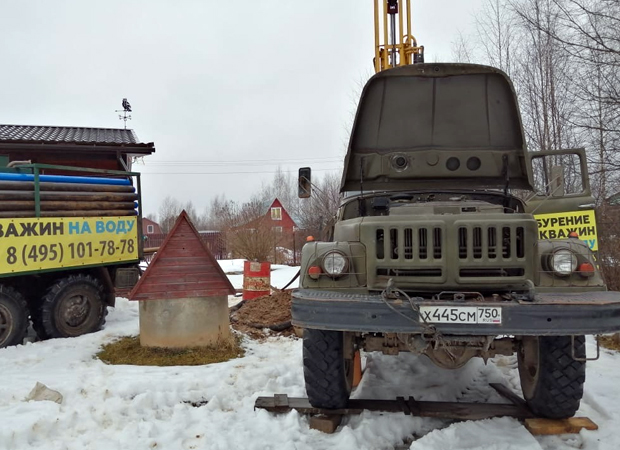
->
[97,336,245,366]
[597,334,620,352]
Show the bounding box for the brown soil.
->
[597,334,620,352]
[230,290,296,339]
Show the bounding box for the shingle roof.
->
[0,124,146,146]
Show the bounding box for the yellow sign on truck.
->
[0,216,139,275]
[534,209,598,251]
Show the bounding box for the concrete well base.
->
[139,296,231,348]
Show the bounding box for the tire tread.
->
[303,329,351,409]
[40,274,105,339]
[0,285,29,347]
[524,336,585,419]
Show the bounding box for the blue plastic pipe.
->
[0,173,131,186]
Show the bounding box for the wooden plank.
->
[525,417,598,435]
[140,273,226,284]
[254,397,534,420]
[132,288,233,300]
[274,394,289,408]
[155,257,216,267]
[133,279,232,294]
[149,265,222,274]
[309,415,342,434]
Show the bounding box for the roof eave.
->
[0,141,155,155]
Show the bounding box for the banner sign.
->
[0,216,138,275]
[534,209,597,251]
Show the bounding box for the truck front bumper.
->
[291,289,620,335]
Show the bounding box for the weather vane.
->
[115,98,132,129]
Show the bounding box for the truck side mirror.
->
[299,167,312,198]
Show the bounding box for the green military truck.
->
[0,163,143,348]
[292,63,620,419]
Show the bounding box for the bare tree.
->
[158,196,183,233]
[475,0,517,75]
[223,197,287,262]
[296,172,342,240]
[451,30,476,63]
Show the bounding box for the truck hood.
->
[341,63,534,192]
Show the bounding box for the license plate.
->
[419,306,502,324]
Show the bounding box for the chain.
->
[380,279,456,360]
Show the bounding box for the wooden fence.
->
[143,231,227,262]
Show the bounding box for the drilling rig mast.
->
[373,0,424,73]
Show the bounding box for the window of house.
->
[273,226,283,233]
[147,224,154,234]
[271,207,282,220]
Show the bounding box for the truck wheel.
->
[518,336,585,419]
[303,328,354,409]
[0,285,29,348]
[40,275,106,339]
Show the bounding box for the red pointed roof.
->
[129,210,235,300]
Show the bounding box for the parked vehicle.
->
[0,163,143,347]
[292,63,620,419]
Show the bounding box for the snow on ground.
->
[1,260,620,449]
[218,259,299,291]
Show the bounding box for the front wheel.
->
[39,275,106,339]
[518,335,586,419]
[303,329,354,409]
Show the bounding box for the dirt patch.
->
[97,335,244,366]
[230,290,296,339]
[597,334,620,352]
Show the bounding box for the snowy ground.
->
[1,261,620,450]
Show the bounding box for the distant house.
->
[0,124,155,172]
[142,217,162,236]
[264,198,297,235]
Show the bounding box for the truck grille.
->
[369,220,532,288]
[376,227,443,260]
[458,226,525,260]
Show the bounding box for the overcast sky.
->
[0,0,485,217]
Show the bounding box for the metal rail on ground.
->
[255,383,598,435]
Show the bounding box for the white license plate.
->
[419,306,502,324]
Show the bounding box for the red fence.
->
[143,231,227,261]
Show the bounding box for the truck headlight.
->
[549,249,577,276]
[322,251,349,277]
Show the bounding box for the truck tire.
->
[303,328,354,409]
[39,275,106,339]
[518,335,586,419]
[0,285,29,348]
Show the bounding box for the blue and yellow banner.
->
[0,216,138,275]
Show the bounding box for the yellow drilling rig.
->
[373,0,425,73]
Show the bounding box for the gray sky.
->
[0,0,484,217]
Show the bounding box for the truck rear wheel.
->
[40,275,106,339]
[518,335,585,419]
[303,328,354,409]
[0,285,29,348]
